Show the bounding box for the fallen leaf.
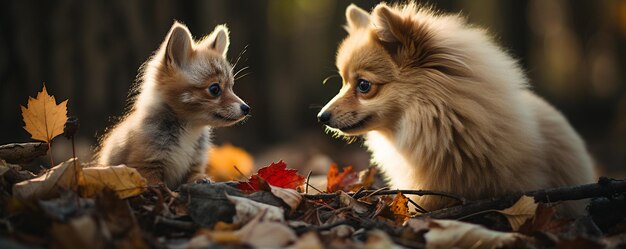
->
[405,218,430,232]
[350,167,378,191]
[213,221,240,231]
[326,164,358,192]
[424,219,525,249]
[365,229,404,249]
[80,165,148,199]
[236,161,304,192]
[12,159,147,200]
[338,191,369,214]
[497,195,538,231]
[206,143,254,181]
[330,224,355,238]
[269,185,302,210]
[94,189,149,249]
[184,235,214,249]
[286,232,324,249]
[236,212,297,248]
[518,204,569,235]
[226,193,284,224]
[13,158,81,200]
[21,84,68,143]
[390,192,410,224]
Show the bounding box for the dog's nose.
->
[240,104,250,115]
[317,111,331,124]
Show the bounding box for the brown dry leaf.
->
[269,185,302,210]
[13,158,81,200]
[286,232,324,249]
[390,192,410,224]
[206,143,254,181]
[424,219,526,249]
[236,212,296,248]
[518,204,569,235]
[497,195,538,231]
[365,230,404,249]
[21,85,68,143]
[225,193,284,224]
[338,191,369,214]
[80,165,148,199]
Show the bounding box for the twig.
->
[304,189,466,204]
[424,178,626,219]
[46,142,55,167]
[305,171,312,194]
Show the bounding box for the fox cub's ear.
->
[165,22,193,67]
[204,25,230,57]
[372,4,407,44]
[345,4,370,32]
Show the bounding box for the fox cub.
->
[97,22,250,189]
[318,3,595,215]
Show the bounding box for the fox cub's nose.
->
[317,111,331,124]
[240,104,251,115]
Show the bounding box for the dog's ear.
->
[372,4,408,44]
[204,24,230,57]
[165,21,193,67]
[345,4,370,32]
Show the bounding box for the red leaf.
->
[236,161,305,192]
[326,164,358,192]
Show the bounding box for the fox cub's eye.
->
[356,79,371,93]
[208,83,221,97]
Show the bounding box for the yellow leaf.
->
[12,159,147,200]
[497,196,538,231]
[390,192,410,224]
[13,158,81,200]
[80,165,148,199]
[20,85,68,143]
[206,144,254,181]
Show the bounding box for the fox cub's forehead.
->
[187,54,233,81]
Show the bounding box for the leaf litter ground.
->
[2,157,626,249]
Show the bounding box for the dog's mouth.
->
[213,113,242,122]
[336,115,372,132]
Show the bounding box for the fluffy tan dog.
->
[318,3,595,215]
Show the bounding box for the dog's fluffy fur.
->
[319,3,595,215]
[96,22,249,189]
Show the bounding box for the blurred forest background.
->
[1,0,625,177]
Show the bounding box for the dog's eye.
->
[208,83,221,97]
[356,79,371,93]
